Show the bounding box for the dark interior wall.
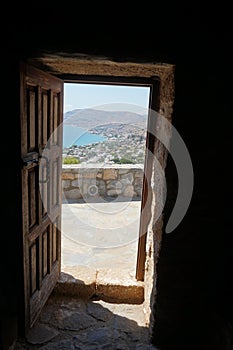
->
[1,3,232,349]
[152,60,233,349]
[0,56,22,350]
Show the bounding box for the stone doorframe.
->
[28,53,175,328]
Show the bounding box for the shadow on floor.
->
[14,294,157,349]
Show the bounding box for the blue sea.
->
[63,125,106,148]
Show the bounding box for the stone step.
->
[53,266,144,304]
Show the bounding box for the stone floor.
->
[13,199,154,349]
[61,199,142,275]
[60,200,143,305]
[13,294,158,350]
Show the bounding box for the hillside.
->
[64,108,148,130]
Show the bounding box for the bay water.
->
[63,125,106,148]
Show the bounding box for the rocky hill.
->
[64,108,148,130]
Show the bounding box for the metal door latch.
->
[22,152,39,168]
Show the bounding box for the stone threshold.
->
[53,266,144,304]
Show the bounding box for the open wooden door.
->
[20,63,63,333]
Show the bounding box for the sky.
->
[64,83,151,114]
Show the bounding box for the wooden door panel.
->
[27,87,37,151]
[40,157,48,218]
[28,166,38,229]
[20,63,63,333]
[41,90,49,147]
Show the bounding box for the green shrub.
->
[120,158,135,164]
[112,157,121,164]
[62,157,80,164]
[112,157,135,164]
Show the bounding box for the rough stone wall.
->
[142,68,175,335]
[62,164,144,200]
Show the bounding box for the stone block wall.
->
[62,164,144,201]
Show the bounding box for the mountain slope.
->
[64,108,148,129]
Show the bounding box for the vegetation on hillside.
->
[62,157,80,164]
